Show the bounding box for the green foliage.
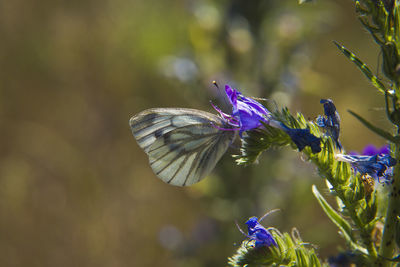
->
[351,1,400,265]
[235,107,383,264]
[231,0,400,266]
[355,0,400,86]
[228,228,323,267]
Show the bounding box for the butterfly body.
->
[130,108,236,186]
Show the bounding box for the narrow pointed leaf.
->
[312,185,357,246]
[348,110,396,142]
[333,41,387,94]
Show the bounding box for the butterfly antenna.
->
[212,80,220,89]
[259,209,280,223]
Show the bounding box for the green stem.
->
[378,143,400,266]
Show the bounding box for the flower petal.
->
[244,216,276,248]
[215,85,271,134]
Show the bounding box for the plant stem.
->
[378,143,400,266]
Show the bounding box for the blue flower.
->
[212,85,271,136]
[335,153,396,182]
[245,217,277,248]
[236,210,278,248]
[270,120,321,153]
[212,84,321,153]
[316,99,342,150]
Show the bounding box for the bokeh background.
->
[0,0,393,266]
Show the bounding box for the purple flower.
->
[316,99,342,150]
[335,153,396,182]
[212,85,271,136]
[213,84,321,153]
[236,210,278,248]
[361,144,390,156]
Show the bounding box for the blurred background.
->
[0,0,393,266]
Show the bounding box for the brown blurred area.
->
[0,0,392,266]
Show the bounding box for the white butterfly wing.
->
[129,108,235,186]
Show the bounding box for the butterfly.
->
[129,108,236,186]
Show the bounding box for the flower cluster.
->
[215,87,397,183]
[214,84,321,153]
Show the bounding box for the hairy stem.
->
[378,142,400,266]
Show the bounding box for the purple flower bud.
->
[317,99,342,150]
[271,120,321,153]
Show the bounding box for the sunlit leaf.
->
[348,110,396,142]
[312,185,360,250]
[333,41,387,94]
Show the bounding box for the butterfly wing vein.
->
[130,108,235,186]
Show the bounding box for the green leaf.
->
[312,185,360,249]
[333,41,387,94]
[347,109,396,142]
